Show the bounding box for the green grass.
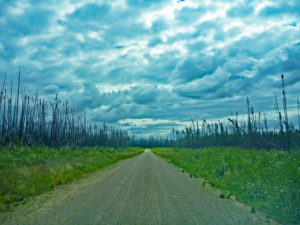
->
[0,145,143,211]
[152,147,300,225]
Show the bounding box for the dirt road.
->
[3,150,276,225]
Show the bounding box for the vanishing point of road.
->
[3,150,276,225]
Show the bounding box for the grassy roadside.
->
[151,147,300,225]
[0,145,143,211]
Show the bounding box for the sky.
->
[0,0,300,136]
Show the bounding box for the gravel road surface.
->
[2,150,276,225]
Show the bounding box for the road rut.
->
[3,150,275,225]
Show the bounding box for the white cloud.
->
[7,6,24,16]
[75,33,85,42]
[254,0,277,14]
[87,31,103,41]
[96,84,137,94]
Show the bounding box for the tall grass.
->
[0,72,129,149]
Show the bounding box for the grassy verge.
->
[0,145,143,211]
[152,147,300,225]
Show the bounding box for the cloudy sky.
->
[0,0,300,136]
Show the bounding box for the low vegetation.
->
[152,147,300,225]
[0,145,143,211]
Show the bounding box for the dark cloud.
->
[227,3,254,18]
[259,1,300,17]
[69,4,110,21]
[1,7,54,37]
[175,6,206,24]
[177,53,225,82]
[127,0,167,8]
[41,84,59,95]
[147,37,163,47]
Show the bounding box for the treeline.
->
[0,72,130,149]
[174,75,300,151]
[173,113,300,151]
[3,72,298,151]
[134,75,300,151]
[130,135,172,148]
